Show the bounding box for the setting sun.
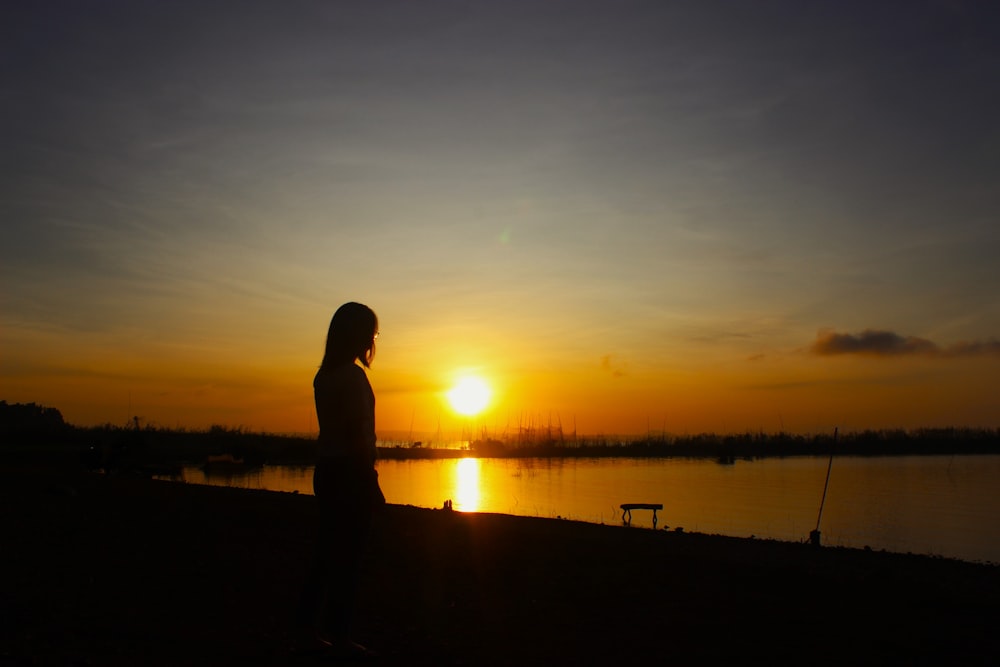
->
[447,376,492,416]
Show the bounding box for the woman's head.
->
[322,302,379,369]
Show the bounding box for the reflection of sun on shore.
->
[447,375,491,416]
[454,457,481,512]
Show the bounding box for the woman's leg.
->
[303,460,374,640]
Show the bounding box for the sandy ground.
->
[2,464,998,666]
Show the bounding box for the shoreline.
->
[5,421,1000,471]
[3,465,998,665]
[166,456,1000,565]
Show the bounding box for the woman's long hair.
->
[320,302,378,369]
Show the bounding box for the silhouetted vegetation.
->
[382,427,1000,460]
[1,401,316,470]
[0,400,69,436]
[3,401,999,469]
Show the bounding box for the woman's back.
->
[314,363,376,461]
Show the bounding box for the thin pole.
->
[812,427,838,544]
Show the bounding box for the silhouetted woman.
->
[298,302,384,658]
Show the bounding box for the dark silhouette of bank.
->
[3,401,999,468]
[0,400,68,434]
[80,415,149,475]
[296,302,384,660]
[3,463,998,666]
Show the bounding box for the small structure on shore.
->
[620,503,663,529]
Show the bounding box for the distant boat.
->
[202,453,246,469]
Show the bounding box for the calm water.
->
[162,455,1000,564]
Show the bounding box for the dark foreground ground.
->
[2,465,998,666]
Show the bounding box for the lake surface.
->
[161,454,1000,564]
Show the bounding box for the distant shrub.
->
[0,400,68,435]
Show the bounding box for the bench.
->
[620,503,663,528]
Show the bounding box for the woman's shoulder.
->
[314,363,368,389]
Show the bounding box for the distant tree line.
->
[0,401,317,467]
[549,427,1000,459]
[3,401,999,463]
[0,401,69,435]
[381,427,1000,459]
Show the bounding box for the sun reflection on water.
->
[454,457,481,512]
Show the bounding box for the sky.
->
[3,0,999,438]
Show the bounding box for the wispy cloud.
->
[600,354,628,378]
[811,329,1000,358]
[943,340,1000,357]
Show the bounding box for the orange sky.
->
[5,309,998,438]
[3,2,999,437]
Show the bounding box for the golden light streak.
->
[454,457,482,512]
